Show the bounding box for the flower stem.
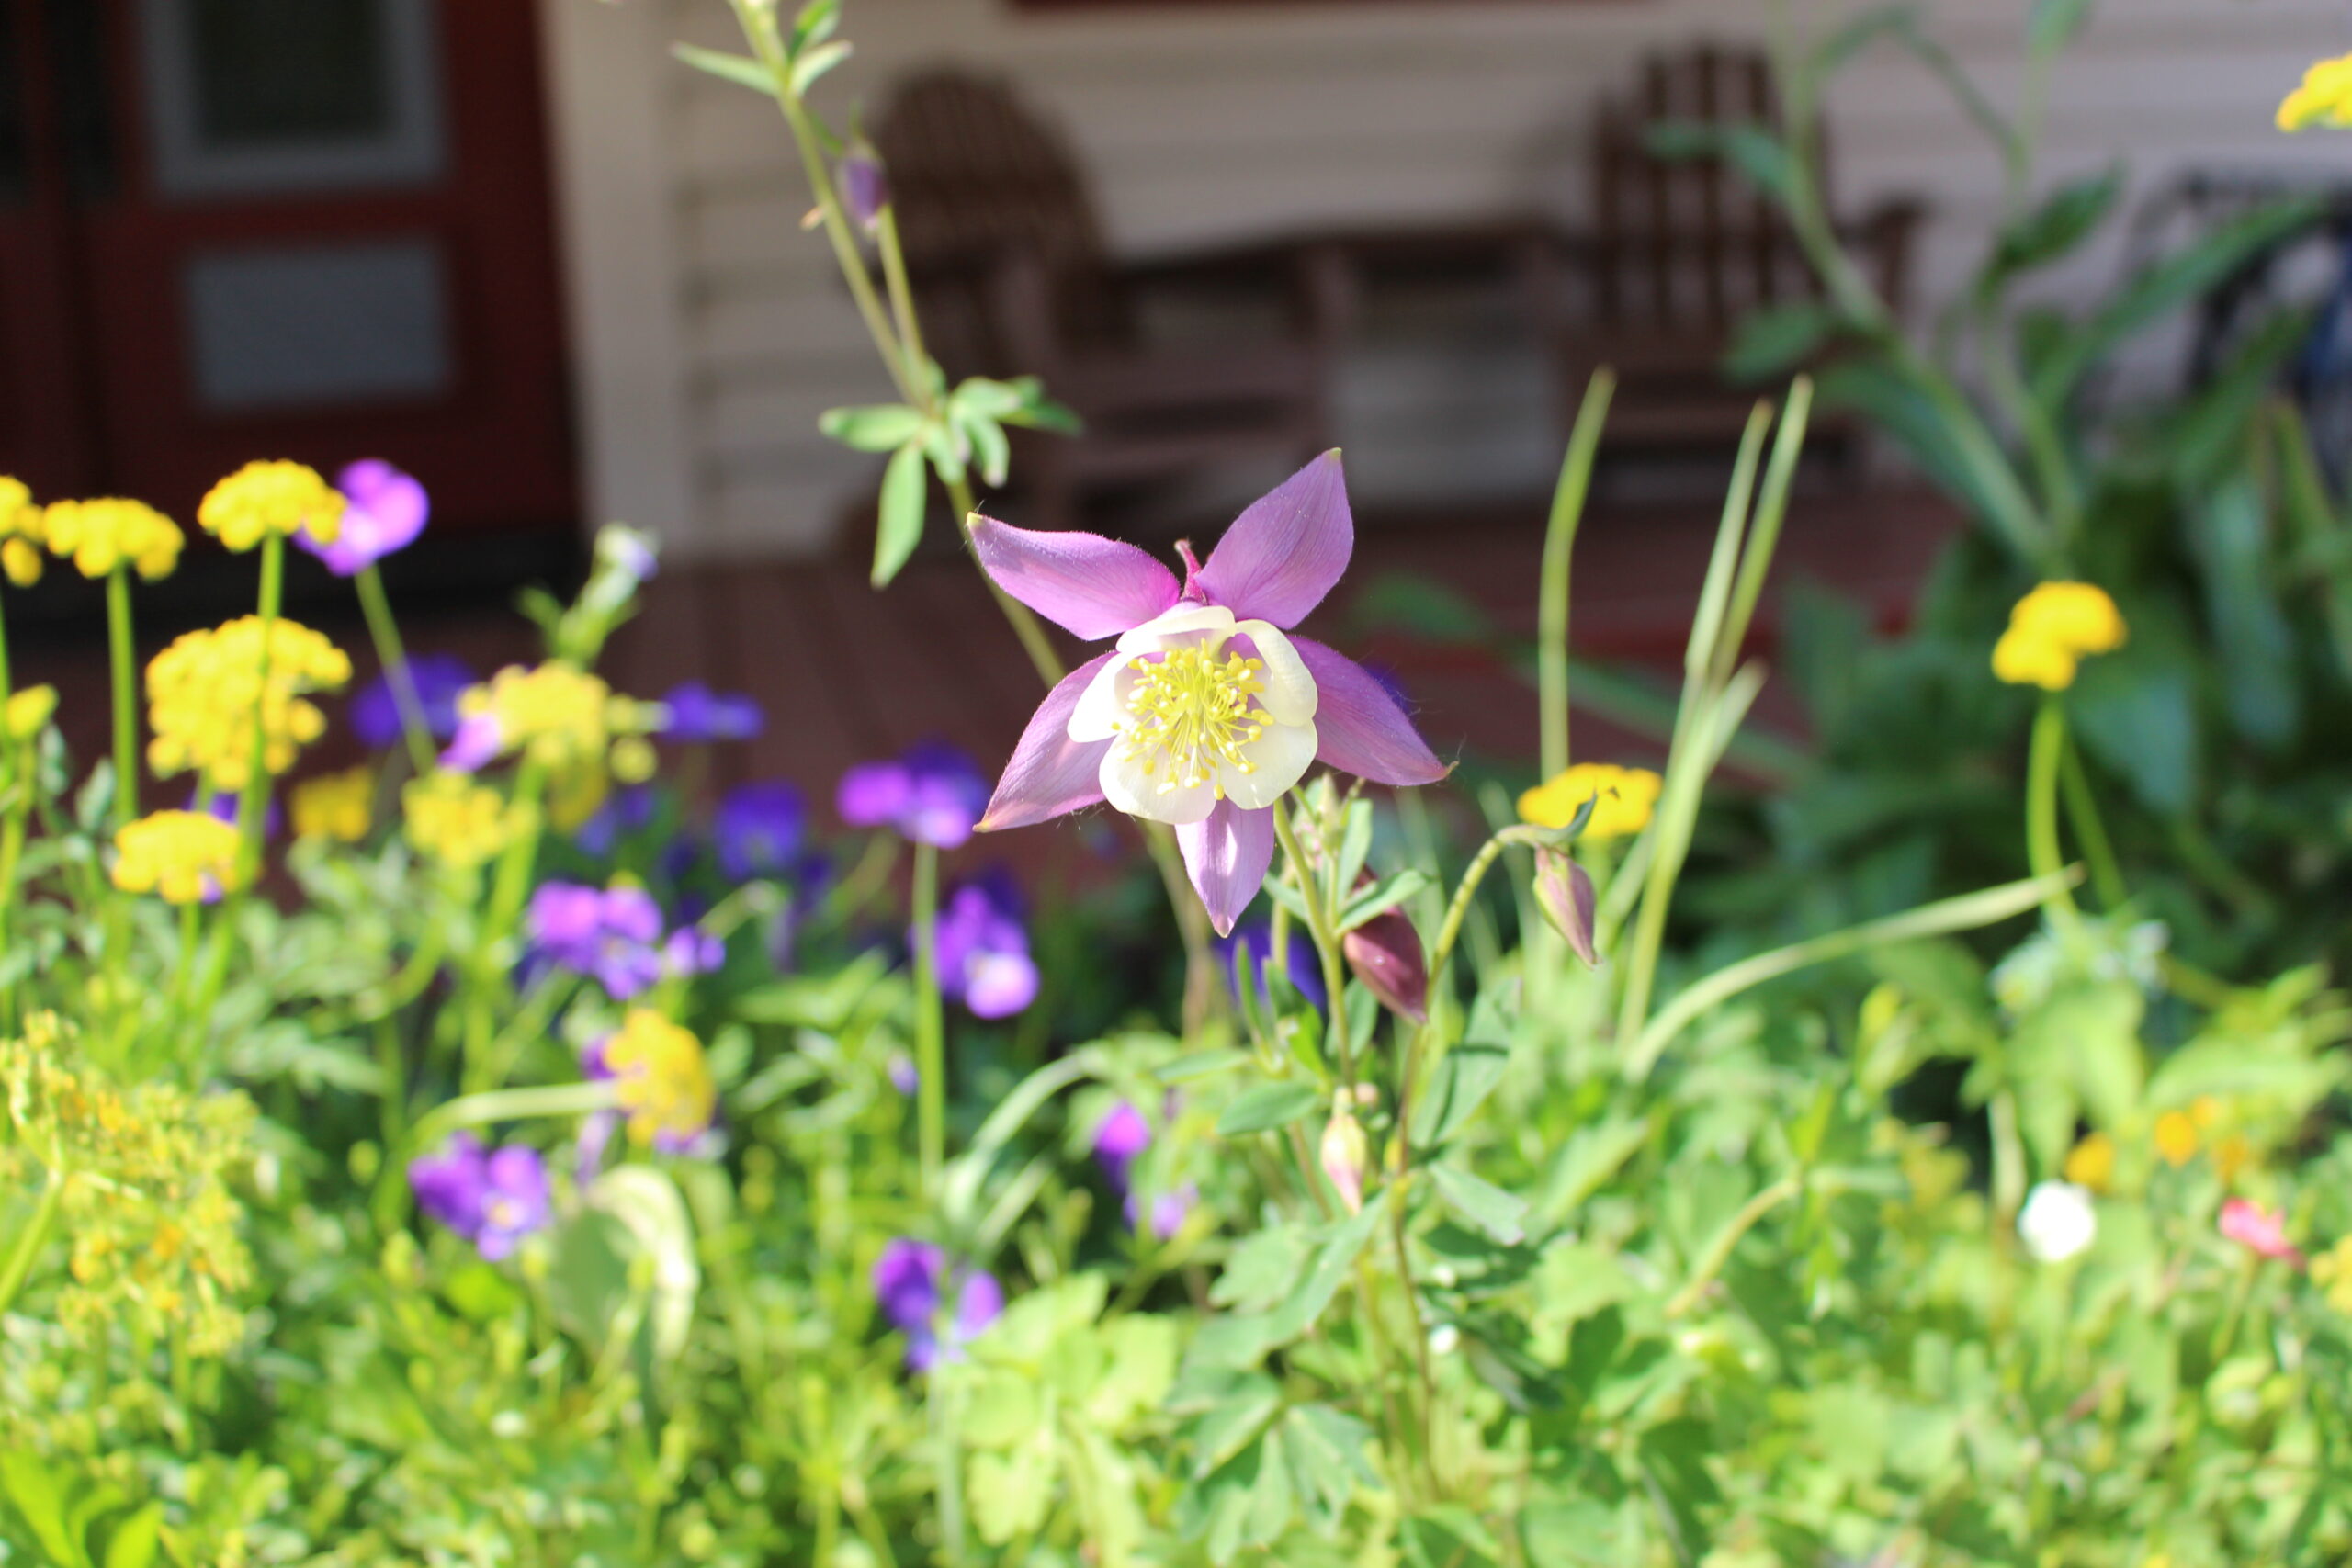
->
[1272,799,1351,1092]
[2026,695,2085,940]
[356,563,437,775]
[468,760,548,1077]
[0,1162,66,1317]
[105,568,138,830]
[1538,372,1615,781]
[911,839,947,1197]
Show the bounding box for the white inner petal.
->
[1234,621,1317,726]
[1215,716,1319,809]
[1067,657,1134,742]
[1116,602,1235,654]
[1099,744,1220,825]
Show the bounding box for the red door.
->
[0,0,574,535]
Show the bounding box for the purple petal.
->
[440,712,503,773]
[1193,452,1351,628]
[1175,799,1276,939]
[978,652,1119,831]
[1292,637,1448,787]
[971,514,1181,641]
[954,1269,1005,1340]
[837,761,911,829]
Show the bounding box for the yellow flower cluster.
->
[291,767,373,842]
[0,1013,256,1357]
[41,498,184,581]
[1992,581,2127,692]
[402,771,520,869]
[2150,1096,2249,1181]
[2063,1132,2115,1192]
[458,662,628,769]
[5,684,55,744]
[0,477,41,586]
[1519,761,1663,840]
[602,1010,717,1149]
[197,460,344,552]
[2312,1237,2352,1314]
[110,810,246,904]
[2279,53,2352,131]
[146,616,352,789]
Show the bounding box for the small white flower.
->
[1428,1324,1460,1357]
[2019,1180,2098,1263]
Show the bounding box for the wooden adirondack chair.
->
[1522,44,1924,468]
[871,70,1349,533]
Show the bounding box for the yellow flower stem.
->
[1539,372,1614,782]
[468,759,548,1077]
[105,567,137,830]
[910,839,946,1197]
[355,562,437,775]
[2026,694,2086,941]
[234,534,286,884]
[0,1161,65,1317]
[2057,732,2129,910]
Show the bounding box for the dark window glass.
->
[188,0,390,147]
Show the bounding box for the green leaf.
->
[1210,1224,1317,1312]
[871,442,929,587]
[1645,122,1797,207]
[2028,0,2096,57]
[788,38,852,97]
[2069,651,2198,815]
[2189,478,2300,747]
[1334,799,1375,896]
[1281,1405,1378,1534]
[1157,1048,1250,1084]
[1987,165,2121,283]
[1336,869,1431,933]
[819,402,925,453]
[958,411,1012,489]
[962,1370,1043,1449]
[1410,981,1516,1150]
[1404,1506,1503,1568]
[789,0,841,55]
[1430,1164,1529,1245]
[1185,1375,1283,1478]
[1810,4,1917,75]
[672,43,774,96]
[1724,302,1841,385]
[1216,1081,1323,1137]
[1088,1316,1180,1429]
[950,377,1028,419]
[1265,1190,1391,1347]
[100,1505,163,1568]
[1,1453,87,1568]
[968,1438,1057,1546]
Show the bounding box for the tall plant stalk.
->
[105,568,138,830]
[1538,372,1616,781]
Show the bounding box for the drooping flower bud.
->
[1534,849,1599,966]
[1342,906,1428,1024]
[839,144,890,233]
[1319,1105,1369,1214]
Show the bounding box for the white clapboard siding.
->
[636,0,2352,558]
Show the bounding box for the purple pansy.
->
[408,1134,552,1261]
[872,1238,1004,1371]
[923,867,1039,1019]
[573,784,658,857]
[528,880,668,998]
[662,926,725,978]
[297,459,429,577]
[658,682,764,743]
[715,782,808,882]
[1091,1101,1193,1238]
[838,741,990,850]
[351,652,474,750]
[1217,920,1326,1012]
[967,453,1447,935]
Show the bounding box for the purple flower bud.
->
[1320,1106,1368,1214]
[1534,849,1599,966]
[839,146,890,232]
[715,782,808,882]
[351,653,473,750]
[298,459,429,576]
[657,681,765,743]
[1342,905,1429,1025]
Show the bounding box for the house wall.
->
[545,0,2352,559]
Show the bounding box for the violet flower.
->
[658,682,764,743]
[1091,1101,1193,1238]
[351,652,473,750]
[715,782,808,882]
[408,1134,551,1261]
[295,459,428,576]
[194,788,281,842]
[839,741,990,850]
[573,784,658,857]
[840,145,890,232]
[872,1238,1003,1371]
[924,868,1039,1018]
[528,880,668,998]
[970,453,1446,934]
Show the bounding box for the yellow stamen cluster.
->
[1519,761,1663,840]
[146,616,352,789]
[1992,581,2127,692]
[197,459,344,552]
[41,498,183,581]
[2279,53,2352,131]
[0,477,42,587]
[602,1010,718,1149]
[110,810,246,904]
[1120,644,1269,796]
[5,684,55,744]
[0,1013,256,1357]
[291,767,373,843]
[402,771,521,869]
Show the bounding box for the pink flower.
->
[970,453,1446,935]
[2219,1198,2304,1266]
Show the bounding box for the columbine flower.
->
[1520,761,1660,840]
[839,742,990,849]
[1218,920,1326,1011]
[925,869,1039,1018]
[42,498,183,580]
[288,769,371,842]
[587,1010,718,1152]
[198,460,344,552]
[110,811,245,904]
[401,771,519,869]
[2219,1199,2303,1266]
[408,1134,552,1261]
[0,479,43,586]
[2018,1179,2097,1264]
[529,880,670,998]
[351,652,474,750]
[872,1238,1003,1371]
[294,459,426,575]
[716,782,808,880]
[658,682,764,743]
[971,454,1444,934]
[2280,53,2352,130]
[1992,581,2127,692]
[146,616,352,789]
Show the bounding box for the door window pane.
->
[184,238,451,412]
